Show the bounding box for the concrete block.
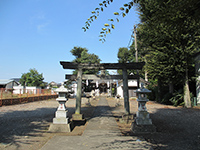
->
[49,123,71,132]
[53,117,69,124]
[55,110,68,118]
[72,114,85,121]
[131,121,156,134]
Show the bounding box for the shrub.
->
[169,89,184,106]
[161,92,173,105]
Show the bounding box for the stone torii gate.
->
[60,61,145,119]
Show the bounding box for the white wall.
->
[13,85,23,94]
[26,87,41,94]
[13,86,41,94]
[71,83,77,96]
[116,80,140,98]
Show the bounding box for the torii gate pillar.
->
[75,67,82,114]
[122,68,130,114]
[72,67,84,120]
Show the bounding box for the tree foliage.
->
[83,0,135,42]
[136,0,200,107]
[70,46,101,74]
[117,47,131,63]
[84,0,200,107]
[20,68,44,87]
[117,47,136,75]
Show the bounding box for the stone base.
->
[55,110,68,118]
[131,121,156,134]
[136,111,152,125]
[119,114,134,124]
[53,117,69,124]
[49,123,71,132]
[135,118,152,125]
[53,110,69,124]
[72,114,85,121]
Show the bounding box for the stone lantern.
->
[49,83,71,132]
[131,83,156,133]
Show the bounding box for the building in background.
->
[0,79,19,89]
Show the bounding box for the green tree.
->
[70,46,101,75]
[136,0,200,107]
[20,68,44,87]
[84,0,200,107]
[117,47,137,75]
[117,47,131,63]
[70,46,87,63]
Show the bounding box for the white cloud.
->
[29,11,50,33]
[37,22,49,31]
[29,11,45,24]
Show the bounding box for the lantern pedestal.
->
[135,98,152,125]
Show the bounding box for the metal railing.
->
[0,88,58,106]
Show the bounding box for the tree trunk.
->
[144,57,148,81]
[145,70,148,82]
[184,67,191,108]
[157,78,161,102]
[169,82,174,94]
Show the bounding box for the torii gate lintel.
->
[65,74,140,80]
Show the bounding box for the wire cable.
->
[127,30,134,49]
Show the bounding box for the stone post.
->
[49,83,71,132]
[122,68,130,114]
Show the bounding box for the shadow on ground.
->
[0,107,58,147]
[144,107,200,150]
[0,98,100,149]
[112,101,200,150]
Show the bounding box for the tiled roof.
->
[0,79,13,85]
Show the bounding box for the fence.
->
[0,88,58,106]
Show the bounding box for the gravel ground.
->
[0,98,97,150]
[1,97,200,150]
[108,98,200,150]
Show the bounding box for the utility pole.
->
[134,25,140,88]
[134,25,138,63]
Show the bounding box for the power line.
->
[127,24,138,49]
[127,30,134,49]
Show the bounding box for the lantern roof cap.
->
[135,83,151,93]
[55,83,68,93]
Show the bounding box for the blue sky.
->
[0,0,140,83]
